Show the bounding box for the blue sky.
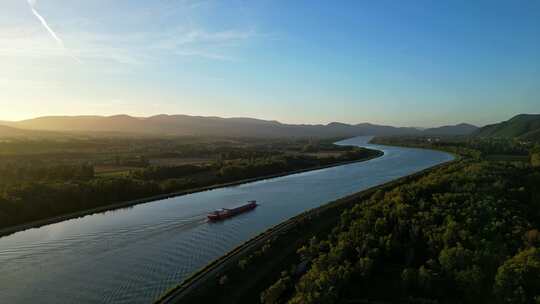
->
[1,0,539,127]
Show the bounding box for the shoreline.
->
[0,150,384,238]
[155,152,457,303]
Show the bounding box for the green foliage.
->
[130,164,209,180]
[494,247,540,304]
[262,160,540,303]
[0,177,161,227]
[531,145,540,167]
[261,275,292,304]
[475,114,540,139]
[0,137,379,230]
[372,136,535,159]
[288,259,353,304]
[531,153,540,167]
[215,148,377,181]
[0,163,94,184]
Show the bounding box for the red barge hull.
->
[207,201,257,221]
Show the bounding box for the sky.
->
[1,0,539,127]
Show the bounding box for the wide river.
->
[0,137,453,303]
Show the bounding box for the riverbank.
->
[155,154,457,304]
[0,149,383,238]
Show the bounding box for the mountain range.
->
[0,114,479,138]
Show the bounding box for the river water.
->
[0,137,453,303]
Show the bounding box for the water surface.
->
[0,137,453,303]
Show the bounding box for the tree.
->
[494,248,540,304]
[260,276,291,304]
[531,145,540,167]
[439,245,473,273]
[531,152,540,168]
[402,268,418,290]
[418,265,434,293]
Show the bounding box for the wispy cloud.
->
[157,28,256,47]
[26,0,81,62]
[152,28,257,61]
[0,26,256,64]
[2,1,259,65]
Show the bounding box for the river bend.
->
[0,137,453,303]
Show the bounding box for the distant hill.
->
[474,114,540,140]
[423,123,478,135]
[0,114,477,138]
[0,125,28,137]
[0,114,417,138]
[521,128,540,141]
[0,125,60,138]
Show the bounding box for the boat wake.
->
[0,212,209,264]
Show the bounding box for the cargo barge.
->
[207,201,257,221]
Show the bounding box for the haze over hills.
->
[0,125,30,137]
[0,125,58,138]
[422,123,478,136]
[474,114,540,140]
[0,114,480,138]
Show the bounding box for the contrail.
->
[27,0,81,62]
[28,0,64,46]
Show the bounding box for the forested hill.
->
[0,115,478,138]
[475,114,540,140]
[423,123,478,135]
[262,160,540,304]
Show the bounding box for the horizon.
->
[0,112,502,129]
[3,112,540,129]
[1,1,540,127]
[2,1,540,300]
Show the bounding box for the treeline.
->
[0,163,94,184]
[130,164,211,180]
[261,159,540,303]
[216,150,373,181]
[0,143,379,230]
[0,178,161,227]
[371,136,537,159]
[130,149,375,183]
[0,136,349,167]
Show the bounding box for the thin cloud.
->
[27,0,81,62]
[175,49,236,61]
[9,1,258,64]
[152,28,256,61]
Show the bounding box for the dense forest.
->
[0,136,380,230]
[371,136,535,159]
[258,137,540,304]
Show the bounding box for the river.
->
[0,137,453,303]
